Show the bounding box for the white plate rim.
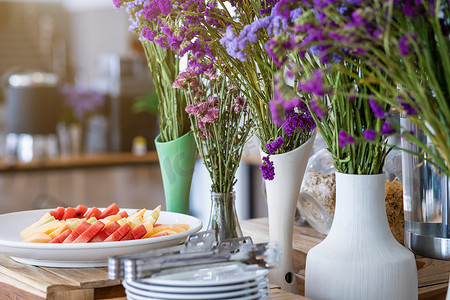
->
[125,277,269,294]
[123,280,266,300]
[141,264,269,287]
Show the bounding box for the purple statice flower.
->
[399,35,411,56]
[260,156,275,180]
[269,84,303,125]
[297,70,326,97]
[157,0,172,14]
[220,14,273,62]
[338,130,355,148]
[185,95,220,137]
[310,98,328,118]
[363,129,377,141]
[269,101,284,127]
[142,26,157,41]
[398,34,417,56]
[266,137,284,153]
[368,98,386,118]
[113,0,122,8]
[283,112,300,136]
[265,40,288,67]
[143,1,162,22]
[380,122,396,135]
[234,96,246,113]
[400,102,417,116]
[61,85,106,122]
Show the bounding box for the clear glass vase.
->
[207,191,243,242]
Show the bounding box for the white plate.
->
[0,208,202,267]
[125,287,270,300]
[126,277,269,294]
[124,281,268,300]
[139,263,269,287]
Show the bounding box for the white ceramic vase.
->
[261,131,316,294]
[305,172,418,300]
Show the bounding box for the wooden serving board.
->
[0,253,308,300]
[241,218,450,300]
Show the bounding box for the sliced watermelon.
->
[49,229,72,243]
[49,207,65,220]
[118,211,128,218]
[84,207,102,219]
[62,221,91,243]
[90,221,121,242]
[73,221,105,243]
[98,203,120,220]
[104,223,132,242]
[120,231,134,241]
[62,207,77,220]
[131,224,147,240]
[75,205,88,218]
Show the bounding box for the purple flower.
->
[399,35,410,56]
[234,96,246,113]
[60,85,105,122]
[269,101,284,127]
[338,130,355,148]
[363,129,377,141]
[398,34,417,56]
[142,26,157,41]
[113,0,122,8]
[266,137,284,153]
[260,156,275,180]
[368,98,386,118]
[157,0,172,14]
[297,70,326,97]
[310,98,328,118]
[400,102,417,116]
[380,122,396,135]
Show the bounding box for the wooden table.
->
[241,218,450,300]
[0,253,307,300]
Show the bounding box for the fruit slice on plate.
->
[104,223,131,242]
[73,220,105,243]
[74,205,88,218]
[118,211,128,218]
[84,207,102,219]
[131,224,147,239]
[23,232,52,243]
[49,223,70,239]
[91,221,120,242]
[49,207,65,220]
[62,207,77,220]
[49,228,72,243]
[63,221,91,243]
[98,203,120,220]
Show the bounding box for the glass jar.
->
[297,149,336,234]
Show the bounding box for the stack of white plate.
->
[123,262,270,300]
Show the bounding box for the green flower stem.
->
[141,40,189,142]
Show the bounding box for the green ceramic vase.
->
[154,132,197,214]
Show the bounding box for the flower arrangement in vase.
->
[173,68,253,242]
[264,0,420,299]
[114,0,196,214]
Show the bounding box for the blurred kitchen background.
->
[0,0,267,226]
